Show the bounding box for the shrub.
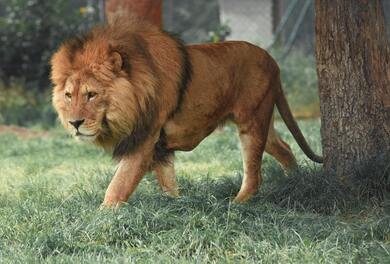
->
[0,0,99,91]
[0,80,56,128]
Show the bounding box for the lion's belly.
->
[163,119,218,151]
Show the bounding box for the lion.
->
[51,16,322,207]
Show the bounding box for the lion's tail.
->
[275,84,323,163]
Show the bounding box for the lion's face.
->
[51,26,162,152]
[53,74,109,142]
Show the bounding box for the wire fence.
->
[162,0,316,58]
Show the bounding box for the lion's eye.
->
[65,92,72,101]
[87,91,97,101]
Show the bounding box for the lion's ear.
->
[110,51,123,72]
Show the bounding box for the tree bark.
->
[105,0,162,27]
[315,0,390,182]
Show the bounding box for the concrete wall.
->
[218,0,273,47]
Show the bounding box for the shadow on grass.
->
[2,165,389,261]
[86,162,390,217]
[257,163,390,215]
[4,162,387,219]
[80,161,390,215]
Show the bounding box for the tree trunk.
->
[315,0,390,182]
[105,0,162,27]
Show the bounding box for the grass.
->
[0,119,389,263]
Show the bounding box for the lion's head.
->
[51,16,189,157]
[50,18,165,154]
[52,67,113,143]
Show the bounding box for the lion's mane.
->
[51,15,192,160]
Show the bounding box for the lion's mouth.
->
[75,131,97,138]
[76,131,96,136]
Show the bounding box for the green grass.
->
[0,120,389,263]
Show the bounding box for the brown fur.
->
[51,16,322,207]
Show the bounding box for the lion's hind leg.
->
[265,117,298,171]
[234,110,272,202]
[234,127,267,203]
[233,83,275,203]
[154,154,179,197]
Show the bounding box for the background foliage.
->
[0,0,319,127]
[0,0,99,89]
[0,0,101,126]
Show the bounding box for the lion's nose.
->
[69,119,85,129]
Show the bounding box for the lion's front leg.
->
[154,154,179,197]
[102,140,156,208]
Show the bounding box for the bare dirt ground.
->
[0,125,49,139]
